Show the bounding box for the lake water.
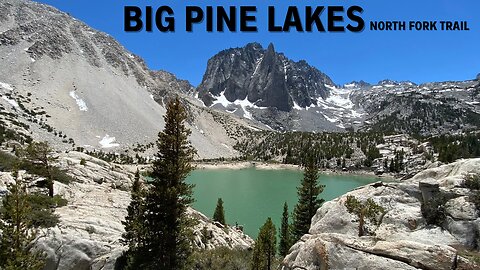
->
[186,168,379,238]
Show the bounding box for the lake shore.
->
[193,161,395,180]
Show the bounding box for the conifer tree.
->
[0,170,45,269]
[213,198,226,225]
[251,217,276,270]
[127,97,196,270]
[292,155,325,242]
[278,202,291,257]
[344,195,385,236]
[121,169,146,267]
[25,141,56,197]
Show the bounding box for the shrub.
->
[86,225,96,234]
[464,174,480,190]
[344,195,385,236]
[80,158,86,166]
[184,247,252,270]
[26,193,68,228]
[421,195,447,227]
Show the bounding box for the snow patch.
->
[0,82,13,91]
[2,96,19,108]
[252,56,264,77]
[292,101,303,110]
[211,91,231,108]
[246,125,261,131]
[99,134,120,148]
[221,143,230,149]
[150,94,154,100]
[325,88,354,109]
[69,91,88,111]
[323,114,338,123]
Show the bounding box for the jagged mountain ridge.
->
[0,0,258,159]
[352,79,480,135]
[198,42,334,112]
[196,42,480,135]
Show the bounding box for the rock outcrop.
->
[1,151,253,270]
[282,158,480,270]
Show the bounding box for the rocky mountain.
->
[196,43,354,131]
[198,42,334,112]
[0,0,259,159]
[282,158,480,269]
[196,43,480,135]
[352,79,480,136]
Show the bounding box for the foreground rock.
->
[282,158,480,270]
[1,151,254,270]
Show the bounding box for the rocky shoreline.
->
[194,161,393,179]
[282,158,480,270]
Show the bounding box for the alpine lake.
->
[186,166,380,238]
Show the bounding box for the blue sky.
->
[36,0,479,86]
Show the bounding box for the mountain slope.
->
[0,0,257,159]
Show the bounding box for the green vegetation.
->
[213,198,226,226]
[0,144,73,186]
[292,156,325,242]
[367,93,480,136]
[251,217,277,270]
[429,133,480,163]
[421,195,447,227]
[464,173,480,190]
[344,195,385,236]
[278,202,291,257]
[185,247,251,270]
[384,149,405,173]
[26,194,67,228]
[122,97,197,270]
[0,171,46,269]
[24,142,57,197]
[463,173,480,212]
[121,170,145,256]
[235,130,384,169]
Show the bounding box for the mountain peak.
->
[266,42,275,52]
[245,42,263,51]
[197,42,334,113]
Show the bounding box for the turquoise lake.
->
[186,168,379,238]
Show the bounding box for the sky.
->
[35,0,480,86]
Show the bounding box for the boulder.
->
[283,158,480,269]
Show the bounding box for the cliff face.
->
[282,158,480,270]
[197,43,334,112]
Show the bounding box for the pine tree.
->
[213,198,226,225]
[251,217,276,270]
[278,202,291,257]
[128,97,196,270]
[344,195,385,236]
[121,169,146,267]
[25,141,56,197]
[0,170,45,269]
[292,155,325,242]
